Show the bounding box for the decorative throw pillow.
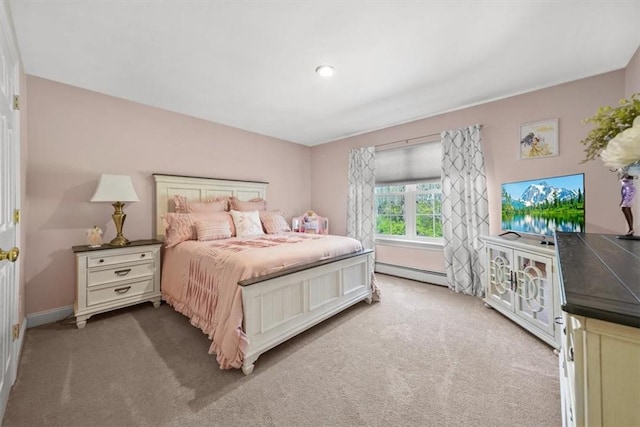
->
[173,195,189,213]
[162,213,198,248]
[187,199,227,213]
[173,194,228,213]
[229,197,267,211]
[209,211,236,237]
[195,219,232,241]
[259,210,291,234]
[229,210,265,237]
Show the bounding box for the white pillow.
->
[229,210,265,237]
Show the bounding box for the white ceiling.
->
[8,1,640,146]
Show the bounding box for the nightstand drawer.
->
[87,261,155,287]
[73,240,162,328]
[87,251,154,268]
[87,278,155,307]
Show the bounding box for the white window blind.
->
[375,141,441,184]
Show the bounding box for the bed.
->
[153,174,375,374]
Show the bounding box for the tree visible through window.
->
[375,181,443,241]
[375,185,406,235]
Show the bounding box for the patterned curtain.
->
[347,147,376,248]
[347,147,380,301]
[441,125,489,297]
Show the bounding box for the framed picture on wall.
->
[519,118,559,159]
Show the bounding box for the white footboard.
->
[239,250,373,374]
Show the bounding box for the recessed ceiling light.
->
[315,65,335,77]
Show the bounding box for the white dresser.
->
[560,312,640,427]
[481,234,561,349]
[73,239,162,328]
[555,232,640,427]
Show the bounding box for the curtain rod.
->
[375,124,483,149]
[375,132,440,149]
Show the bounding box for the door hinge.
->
[12,324,19,341]
[14,209,20,224]
[13,95,20,111]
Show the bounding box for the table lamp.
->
[90,174,139,246]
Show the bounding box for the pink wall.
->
[375,244,445,272]
[23,56,639,315]
[626,47,640,96]
[25,76,311,315]
[310,70,629,273]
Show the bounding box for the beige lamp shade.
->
[91,174,139,246]
[91,174,140,203]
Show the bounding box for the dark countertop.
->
[555,232,640,328]
[72,239,163,253]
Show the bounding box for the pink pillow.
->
[188,200,227,213]
[229,197,267,211]
[173,195,228,213]
[173,195,189,213]
[210,211,236,237]
[259,210,291,234]
[163,212,235,247]
[162,213,198,248]
[195,219,232,241]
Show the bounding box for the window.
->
[374,139,442,243]
[375,180,443,241]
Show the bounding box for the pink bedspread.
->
[161,233,363,369]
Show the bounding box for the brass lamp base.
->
[109,201,131,246]
[109,235,131,246]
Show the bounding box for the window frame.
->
[375,179,443,245]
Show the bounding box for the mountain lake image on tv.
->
[501,173,585,237]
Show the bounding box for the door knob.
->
[0,247,19,262]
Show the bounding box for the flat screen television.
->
[501,173,585,240]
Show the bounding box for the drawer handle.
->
[99,259,104,263]
[114,269,131,276]
[140,254,146,258]
[568,346,574,362]
[114,286,131,294]
[554,316,563,325]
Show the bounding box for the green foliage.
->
[501,188,514,216]
[376,197,443,238]
[376,195,404,235]
[376,216,406,235]
[375,182,444,239]
[416,215,443,237]
[580,93,640,163]
[501,192,584,224]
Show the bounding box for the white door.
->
[0,6,21,419]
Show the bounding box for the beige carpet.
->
[3,274,561,427]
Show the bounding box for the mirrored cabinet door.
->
[513,251,555,337]
[486,244,515,312]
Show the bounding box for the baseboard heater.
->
[375,262,447,287]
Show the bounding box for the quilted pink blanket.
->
[161,233,363,369]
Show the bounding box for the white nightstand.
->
[72,239,162,328]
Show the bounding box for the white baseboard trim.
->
[375,263,447,286]
[27,305,74,328]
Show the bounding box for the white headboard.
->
[153,174,268,241]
